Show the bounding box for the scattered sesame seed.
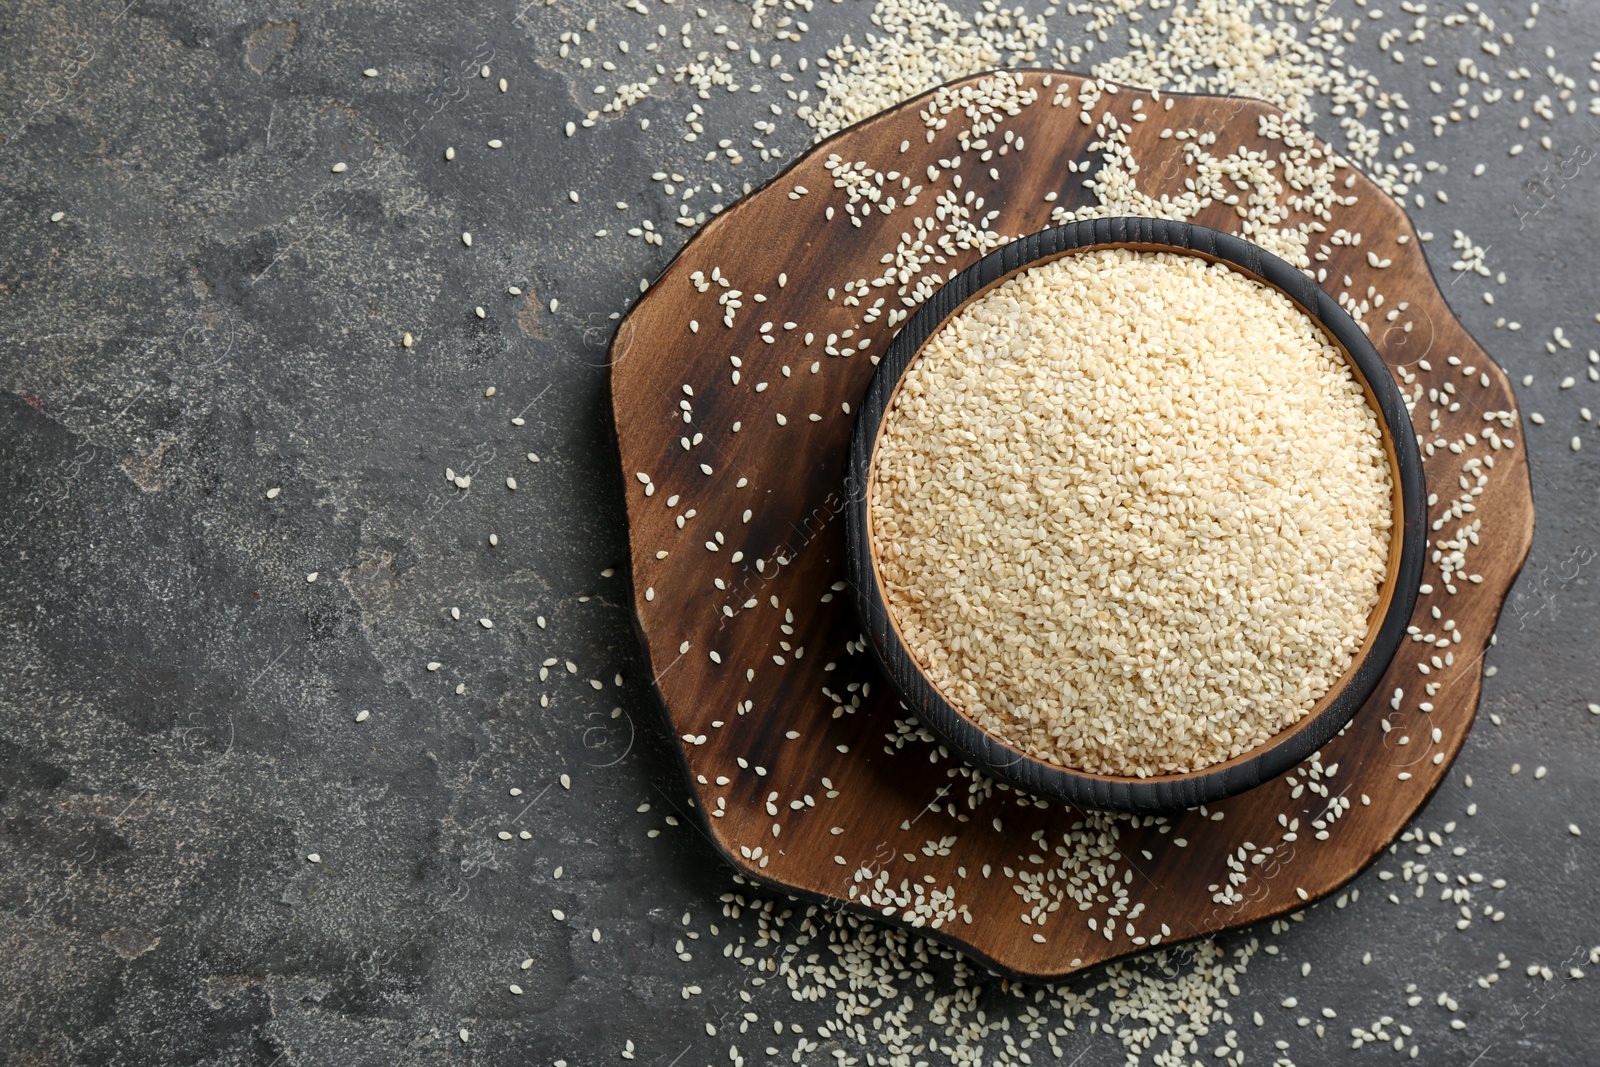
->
[291,13,1586,1059]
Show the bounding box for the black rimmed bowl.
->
[844,216,1427,814]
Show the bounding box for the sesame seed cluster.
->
[872,249,1394,776]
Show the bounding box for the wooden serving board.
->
[609,70,1534,977]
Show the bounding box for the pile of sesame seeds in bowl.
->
[866,243,1397,780]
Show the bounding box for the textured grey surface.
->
[1,0,1598,1064]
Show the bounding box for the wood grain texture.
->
[609,70,1534,978]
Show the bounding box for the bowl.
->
[844,216,1427,813]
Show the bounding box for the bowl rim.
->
[844,215,1428,813]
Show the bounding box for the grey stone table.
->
[1,1,1597,1064]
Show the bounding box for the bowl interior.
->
[849,218,1424,811]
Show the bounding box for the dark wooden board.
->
[609,70,1535,977]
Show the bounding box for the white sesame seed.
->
[873,250,1391,775]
